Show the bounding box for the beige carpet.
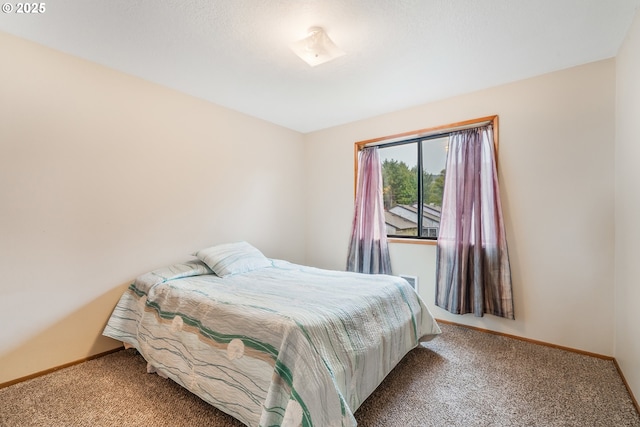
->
[1,323,639,427]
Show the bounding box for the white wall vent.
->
[399,275,419,293]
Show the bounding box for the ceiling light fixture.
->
[291,26,345,67]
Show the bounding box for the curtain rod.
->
[363,119,493,148]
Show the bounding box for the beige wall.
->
[0,32,306,384]
[615,10,640,402]
[306,59,616,356]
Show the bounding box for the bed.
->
[103,242,441,427]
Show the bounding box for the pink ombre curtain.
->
[346,147,392,274]
[435,125,514,319]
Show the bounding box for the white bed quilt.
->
[103,259,441,427]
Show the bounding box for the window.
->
[354,115,498,243]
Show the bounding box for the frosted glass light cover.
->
[291,27,345,67]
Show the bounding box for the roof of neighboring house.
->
[384,210,417,231]
[391,204,441,223]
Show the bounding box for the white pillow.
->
[193,241,271,277]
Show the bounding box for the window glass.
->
[379,136,448,239]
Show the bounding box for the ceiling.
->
[1,0,639,133]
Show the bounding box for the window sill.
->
[388,238,437,246]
